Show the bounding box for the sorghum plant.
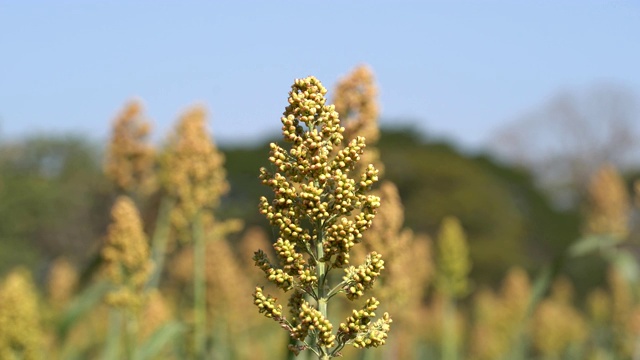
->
[434,216,471,360]
[470,267,532,360]
[104,99,156,196]
[159,106,230,358]
[46,257,79,312]
[160,105,229,240]
[253,76,391,359]
[532,277,587,358]
[584,163,630,241]
[101,196,153,359]
[102,196,153,311]
[0,268,42,360]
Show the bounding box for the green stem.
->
[124,308,139,360]
[442,296,457,360]
[146,197,175,290]
[193,213,207,359]
[102,309,123,360]
[315,233,330,360]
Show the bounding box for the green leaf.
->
[101,310,123,360]
[134,321,186,360]
[567,235,618,258]
[57,281,111,340]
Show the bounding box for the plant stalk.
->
[146,197,174,290]
[193,213,207,359]
[442,296,457,360]
[316,231,330,360]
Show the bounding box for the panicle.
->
[584,163,630,239]
[435,216,472,298]
[104,99,156,194]
[0,269,42,360]
[160,106,229,239]
[102,196,153,310]
[253,75,390,357]
[47,257,79,310]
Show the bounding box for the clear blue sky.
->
[1,2,639,149]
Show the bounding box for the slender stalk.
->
[102,309,122,360]
[123,308,139,360]
[315,229,330,360]
[146,197,175,290]
[442,297,457,360]
[193,213,207,359]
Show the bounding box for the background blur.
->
[2,0,639,284]
[1,2,640,359]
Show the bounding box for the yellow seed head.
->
[584,163,630,239]
[160,106,229,239]
[532,298,587,357]
[104,99,156,194]
[0,268,42,360]
[46,257,79,310]
[334,65,379,144]
[255,76,388,355]
[102,196,153,310]
[435,216,472,298]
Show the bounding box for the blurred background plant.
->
[0,60,639,359]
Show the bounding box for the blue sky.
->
[1,2,639,149]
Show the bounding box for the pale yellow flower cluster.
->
[160,106,229,239]
[435,216,472,298]
[102,196,153,310]
[608,267,635,356]
[254,76,390,356]
[584,163,630,239]
[46,257,79,310]
[258,76,381,268]
[532,278,586,357]
[0,269,42,360]
[342,252,385,300]
[470,267,531,360]
[337,297,392,349]
[292,301,335,348]
[104,100,156,194]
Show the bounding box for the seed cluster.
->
[0,269,42,360]
[160,106,229,239]
[253,286,283,319]
[337,297,392,349]
[436,216,472,298]
[104,100,155,194]
[585,164,630,239]
[292,301,336,348]
[343,252,384,300]
[101,196,153,310]
[253,76,391,357]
